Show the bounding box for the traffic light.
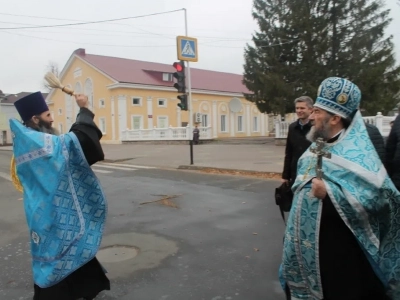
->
[173,61,187,111]
[173,61,186,93]
[177,94,188,111]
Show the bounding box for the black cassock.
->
[33,108,110,300]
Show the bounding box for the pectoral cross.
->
[309,137,331,179]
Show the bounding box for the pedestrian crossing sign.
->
[177,36,198,62]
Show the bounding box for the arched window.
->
[84,78,94,110]
[74,82,82,115]
[64,85,73,131]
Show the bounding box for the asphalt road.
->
[0,150,286,300]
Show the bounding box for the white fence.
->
[121,126,213,141]
[275,112,396,138]
[363,113,395,137]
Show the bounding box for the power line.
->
[0,20,274,42]
[1,29,299,49]
[0,13,254,41]
[0,12,256,37]
[201,39,300,48]
[1,31,176,48]
[0,20,176,39]
[0,9,184,30]
[7,27,254,42]
[0,19,254,41]
[0,12,85,21]
[3,28,169,39]
[0,20,174,37]
[0,11,300,48]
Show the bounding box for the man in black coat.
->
[282,96,314,186]
[365,122,386,164]
[386,114,400,190]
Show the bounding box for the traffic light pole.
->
[184,8,194,165]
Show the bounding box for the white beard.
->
[306,124,330,142]
[306,126,316,142]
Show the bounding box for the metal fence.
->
[121,126,212,141]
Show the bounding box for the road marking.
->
[99,162,156,169]
[0,162,151,181]
[92,169,113,174]
[0,171,11,181]
[93,164,137,171]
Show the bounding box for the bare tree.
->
[0,90,6,102]
[43,61,59,92]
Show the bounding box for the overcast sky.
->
[1,0,399,94]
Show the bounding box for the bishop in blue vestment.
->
[280,77,400,300]
[11,92,110,300]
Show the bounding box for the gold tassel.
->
[10,155,23,193]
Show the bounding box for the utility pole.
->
[184,8,194,164]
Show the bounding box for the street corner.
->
[97,232,179,280]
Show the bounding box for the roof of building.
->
[73,48,250,94]
[0,92,49,104]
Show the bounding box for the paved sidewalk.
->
[102,142,285,174]
[0,141,286,175]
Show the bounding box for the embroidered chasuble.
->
[10,119,107,288]
[280,111,400,299]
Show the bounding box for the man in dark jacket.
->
[386,114,400,190]
[365,122,386,164]
[282,96,313,186]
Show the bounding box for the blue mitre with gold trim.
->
[314,77,361,118]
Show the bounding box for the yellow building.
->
[1,92,46,145]
[46,48,271,143]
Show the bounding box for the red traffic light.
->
[173,61,184,72]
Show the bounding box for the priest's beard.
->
[306,119,331,143]
[38,119,59,135]
[27,118,59,135]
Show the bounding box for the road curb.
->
[177,165,281,179]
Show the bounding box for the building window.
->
[99,117,106,134]
[74,82,82,115]
[220,115,227,132]
[253,116,259,132]
[238,116,243,132]
[157,116,168,128]
[201,114,208,127]
[58,123,63,134]
[99,99,105,108]
[84,78,94,110]
[73,68,82,78]
[58,108,62,116]
[132,97,142,106]
[158,98,167,107]
[131,116,142,130]
[162,73,173,81]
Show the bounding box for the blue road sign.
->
[177,36,198,62]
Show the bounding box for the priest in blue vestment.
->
[10,91,110,300]
[280,77,400,300]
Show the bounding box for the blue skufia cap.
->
[314,77,361,118]
[14,92,49,122]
